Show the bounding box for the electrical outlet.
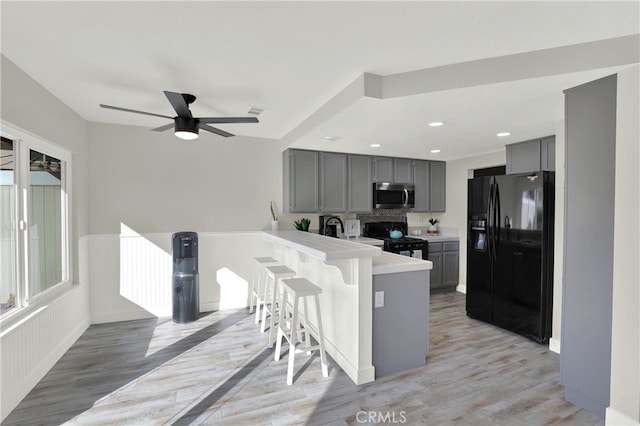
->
[375,291,384,308]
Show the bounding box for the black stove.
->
[363,221,428,259]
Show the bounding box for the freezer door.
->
[466,177,492,321]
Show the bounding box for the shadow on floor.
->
[3,310,249,426]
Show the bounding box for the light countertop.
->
[338,236,384,246]
[408,226,460,243]
[413,235,460,243]
[372,252,432,275]
[262,230,382,261]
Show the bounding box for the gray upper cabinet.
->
[319,152,348,212]
[506,139,541,174]
[429,161,446,212]
[413,160,430,212]
[347,155,373,213]
[373,157,394,182]
[284,149,319,213]
[284,149,446,214]
[506,136,555,174]
[393,158,414,184]
[540,136,556,171]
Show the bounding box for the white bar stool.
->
[249,256,279,324]
[261,265,296,348]
[274,277,329,386]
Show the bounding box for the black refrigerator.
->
[466,172,554,344]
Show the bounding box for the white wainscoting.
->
[0,278,90,421]
[89,230,275,324]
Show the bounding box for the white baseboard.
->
[456,284,466,294]
[606,407,640,425]
[91,309,154,324]
[201,302,220,313]
[549,337,561,354]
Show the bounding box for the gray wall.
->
[561,74,617,418]
[87,122,282,234]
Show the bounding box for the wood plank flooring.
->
[4,292,602,425]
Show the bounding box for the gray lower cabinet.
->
[413,160,430,211]
[373,157,393,182]
[284,149,318,213]
[429,161,446,212]
[506,136,556,174]
[428,241,458,292]
[319,152,347,212]
[561,75,617,418]
[393,158,414,184]
[347,155,373,213]
[372,269,429,377]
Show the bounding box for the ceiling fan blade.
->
[100,104,173,119]
[151,123,175,132]
[164,91,192,118]
[200,124,234,138]
[199,117,259,124]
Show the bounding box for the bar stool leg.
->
[287,296,300,386]
[267,277,283,348]
[274,288,287,361]
[302,296,311,355]
[260,273,273,334]
[314,294,329,377]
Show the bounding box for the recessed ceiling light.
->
[247,107,264,116]
[370,143,382,148]
[321,135,340,142]
[497,132,511,137]
[429,121,445,127]
[430,149,441,153]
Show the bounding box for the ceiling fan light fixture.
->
[174,116,199,140]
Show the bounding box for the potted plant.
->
[294,218,311,232]
[428,217,440,233]
[270,201,279,231]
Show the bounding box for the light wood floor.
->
[5,292,602,425]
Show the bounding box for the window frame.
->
[1,122,73,320]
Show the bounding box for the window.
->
[1,137,17,314]
[1,127,71,317]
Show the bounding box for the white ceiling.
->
[2,1,638,160]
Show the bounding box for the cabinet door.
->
[393,158,414,184]
[347,155,372,213]
[413,160,430,212]
[373,157,393,182]
[540,136,556,171]
[443,247,459,288]
[284,149,318,213]
[506,139,541,174]
[429,161,446,212]
[319,152,347,212]
[429,251,443,290]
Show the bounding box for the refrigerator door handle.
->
[487,181,495,261]
[493,183,501,262]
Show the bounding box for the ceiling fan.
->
[99,91,259,140]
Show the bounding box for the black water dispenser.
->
[172,232,199,323]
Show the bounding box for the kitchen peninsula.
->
[262,230,432,384]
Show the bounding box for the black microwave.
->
[373,182,415,209]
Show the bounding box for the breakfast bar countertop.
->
[261,230,382,261]
[372,251,433,275]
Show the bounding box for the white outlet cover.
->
[375,291,384,308]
